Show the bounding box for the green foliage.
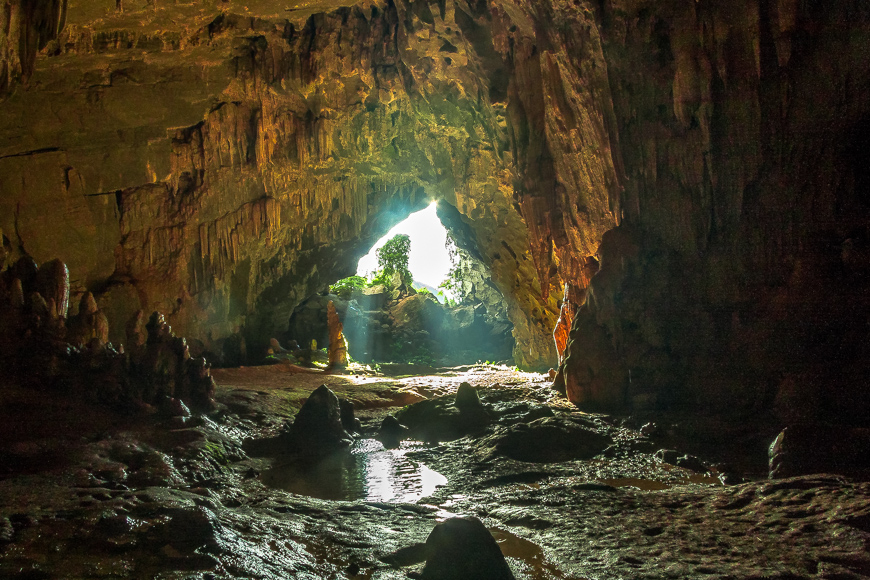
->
[408,353,436,366]
[376,234,412,280]
[370,269,393,287]
[330,275,368,299]
[439,233,463,304]
[415,286,431,295]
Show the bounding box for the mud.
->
[1,365,869,579]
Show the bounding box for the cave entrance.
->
[284,201,515,368]
[356,203,455,304]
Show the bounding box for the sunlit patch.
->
[357,202,453,293]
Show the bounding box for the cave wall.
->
[2,0,629,368]
[561,0,870,422]
[3,0,867,413]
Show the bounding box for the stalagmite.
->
[326,300,347,370]
[125,310,147,355]
[552,283,576,365]
[34,259,69,319]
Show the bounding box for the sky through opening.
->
[356,203,452,290]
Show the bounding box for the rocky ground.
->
[1,365,869,580]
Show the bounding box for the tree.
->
[376,234,412,280]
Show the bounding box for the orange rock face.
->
[326,300,347,370]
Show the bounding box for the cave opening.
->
[282,200,516,368]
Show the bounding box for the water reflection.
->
[262,439,447,502]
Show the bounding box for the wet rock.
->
[769,425,870,479]
[151,506,223,555]
[338,397,361,434]
[655,449,681,465]
[381,542,428,566]
[479,416,611,462]
[675,454,710,473]
[640,422,659,437]
[283,385,353,454]
[420,516,515,580]
[0,517,13,543]
[454,382,483,413]
[491,401,554,426]
[377,415,409,448]
[396,393,490,442]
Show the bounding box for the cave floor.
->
[1,365,869,580]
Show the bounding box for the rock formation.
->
[0,0,67,95]
[421,516,515,580]
[281,384,353,455]
[559,0,870,421]
[0,256,216,412]
[325,300,347,370]
[0,0,867,419]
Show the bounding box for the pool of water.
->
[261,438,447,502]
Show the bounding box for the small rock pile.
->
[0,256,215,413]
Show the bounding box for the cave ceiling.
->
[0,0,624,368]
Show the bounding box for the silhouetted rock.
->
[377,415,409,448]
[338,397,361,434]
[455,382,482,413]
[420,516,515,580]
[283,385,353,454]
[769,425,870,479]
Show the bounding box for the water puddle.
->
[261,439,447,502]
[603,473,722,490]
[491,527,587,580]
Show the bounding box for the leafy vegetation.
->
[330,234,413,294]
[376,234,412,280]
[329,275,368,299]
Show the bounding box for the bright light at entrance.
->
[357,203,452,290]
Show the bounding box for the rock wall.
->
[561,0,870,422]
[5,0,621,368]
[0,0,67,94]
[3,0,868,415]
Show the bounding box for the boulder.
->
[283,385,353,454]
[377,415,409,448]
[359,285,389,311]
[479,416,611,462]
[420,517,515,580]
[396,392,490,442]
[769,425,870,478]
[454,381,483,413]
[391,293,445,335]
[338,397,361,434]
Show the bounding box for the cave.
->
[1,0,870,578]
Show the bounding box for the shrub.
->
[330,275,368,299]
[376,234,412,280]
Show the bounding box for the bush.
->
[330,275,367,299]
[376,234,412,280]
